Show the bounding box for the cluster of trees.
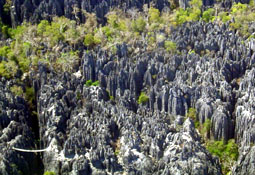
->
[1,0,254,80]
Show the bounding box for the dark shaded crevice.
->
[26,85,44,175]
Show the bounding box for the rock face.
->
[1,1,255,174]
[1,0,249,27]
[0,78,40,175]
[24,21,249,174]
[2,19,255,174]
[35,67,222,174]
[0,0,170,26]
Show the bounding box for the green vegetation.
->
[164,41,177,54]
[187,107,196,120]
[10,85,23,97]
[201,118,211,138]
[202,8,215,22]
[206,139,238,174]
[171,0,203,25]
[3,0,12,14]
[44,171,56,175]
[131,17,146,33]
[85,80,100,87]
[186,107,200,128]
[138,92,149,105]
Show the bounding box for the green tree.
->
[202,8,215,22]
[148,7,161,23]
[131,17,146,33]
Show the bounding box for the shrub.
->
[107,13,119,29]
[218,12,231,23]
[85,80,100,87]
[37,20,50,35]
[138,92,149,105]
[202,8,215,22]
[187,108,196,120]
[1,25,10,38]
[44,172,56,175]
[164,41,177,54]
[0,46,11,58]
[10,85,23,97]
[202,119,211,135]
[102,26,113,40]
[85,80,92,86]
[148,7,161,23]
[206,139,238,174]
[131,17,146,33]
[3,0,12,14]
[0,60,18,79]
[56,51,79,72]
[84,33,94,47]
[231,3,247,14]
[189,0,202,9]
[91,80,100,86]
[25,86,35,108]
[173,0,202,25]
[84,33,101,48]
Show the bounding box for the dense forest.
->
[0,0,255,174]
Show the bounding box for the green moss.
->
[138,92,149,105]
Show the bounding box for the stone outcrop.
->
[1,1,255,173]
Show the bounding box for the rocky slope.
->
[0,0,250,27]
[1,0,255,175]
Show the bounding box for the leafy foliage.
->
[3,0,12,14]
[44,172,56,175]
[138,92,149,105]
[85,80,100,87]
[202,8,215,22]
[131,17,146,33]
[10,85,23,97]
[206,139,238,174]
[164,41,177,54]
